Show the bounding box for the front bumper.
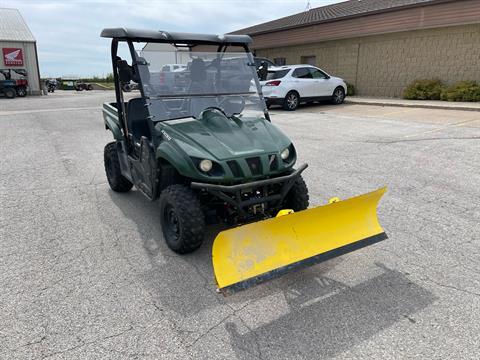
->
[191,163,308,217]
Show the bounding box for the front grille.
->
[227,160,243,178]
[269,154,278,171]
[246,157,262,176]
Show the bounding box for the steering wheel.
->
[199,107,226,117]
[217,96,246,116]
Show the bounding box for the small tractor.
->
[75,81,93,91]
[0,68,28,98]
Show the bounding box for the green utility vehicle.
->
[100,29,388,293]
[100,28,309,254]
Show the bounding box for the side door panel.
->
[129,136,158,199]
[291,67,314,97]
[125,97,158,200]
[309,68,333,97]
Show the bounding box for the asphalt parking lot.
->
[1,90,479,359]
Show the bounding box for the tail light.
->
[265,80,281,86]
[159,72,165,84]
[16,79,28,86]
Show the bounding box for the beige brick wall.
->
[255,24,480,97]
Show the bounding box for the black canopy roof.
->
[101,28,252,46]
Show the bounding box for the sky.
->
[0,0,341,77]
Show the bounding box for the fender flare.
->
[104,116,124,140]
[156,141,196,178]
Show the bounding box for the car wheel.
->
[283,91,300,111]
[331,87,345,105]
[16,86,27,97]
[87,84,93,91]
[3,88,16,99]
[159,185,205,254]
[104,142,133,192]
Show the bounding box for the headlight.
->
[280,148,290,160]
[199,159,213,172]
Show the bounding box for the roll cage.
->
[101,28,269,138]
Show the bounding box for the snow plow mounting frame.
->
[191,164,308,217]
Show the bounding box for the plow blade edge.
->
[212,187,388,294]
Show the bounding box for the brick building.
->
[231,0,480,97]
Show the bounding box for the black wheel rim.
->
[164,204,180,242]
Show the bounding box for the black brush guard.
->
[191,163,308,217]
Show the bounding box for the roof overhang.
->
[241,0,480,49]
[231,0,456,36]
[100,28,252,46]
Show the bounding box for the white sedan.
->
[259,65,347,111]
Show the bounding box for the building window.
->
[301,55,316,66]
[274,57,286,66]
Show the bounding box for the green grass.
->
[94,82,115,90]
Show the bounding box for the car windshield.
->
[266,69,290,80]
[136,49,265,122]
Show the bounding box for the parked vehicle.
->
[0,79,17,98]
[151,64,189,93]
[121,81,138,92]
[99,28,388,294]
[46,79,57,92]
[151,58,273,94]
[0,68,28,97]
[161,64,188,72]
[260,65,347,110]
[75,81,93,91]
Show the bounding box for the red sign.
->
[3,48,24,66]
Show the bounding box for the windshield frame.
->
[109,38,271,138]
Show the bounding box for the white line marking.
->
[0,106,100,116]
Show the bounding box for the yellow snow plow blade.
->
[213,187,387,294]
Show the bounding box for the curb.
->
[345,98,480,112]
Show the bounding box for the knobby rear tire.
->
[104,142,133,192]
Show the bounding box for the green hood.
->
[159,113,291,161]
